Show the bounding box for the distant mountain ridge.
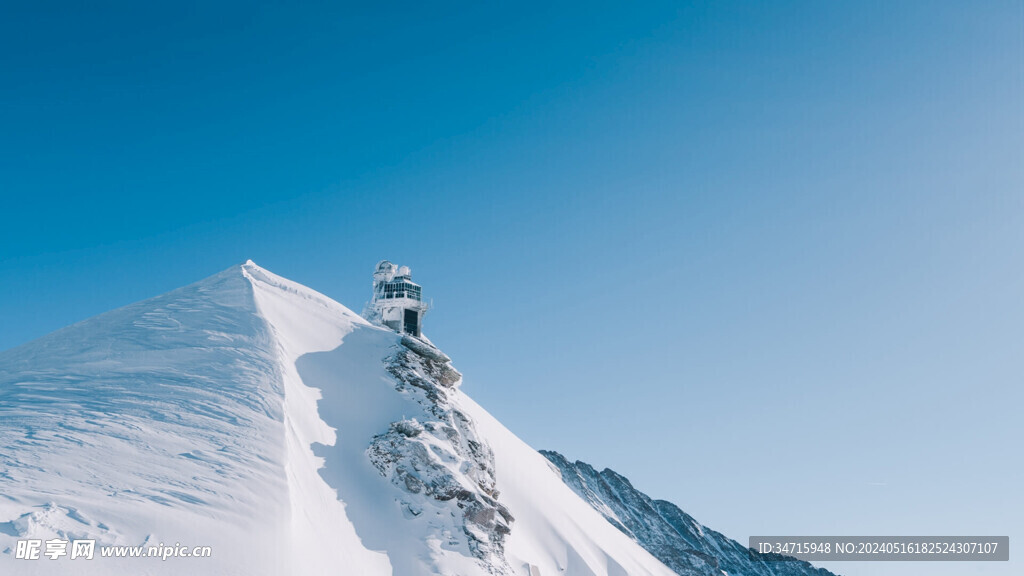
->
[541,451,839,576]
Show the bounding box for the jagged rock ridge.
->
[367,338,515,574]
[541,451,839,576]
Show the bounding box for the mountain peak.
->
[0,264,678,576]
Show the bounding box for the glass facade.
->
[379,280,422,301]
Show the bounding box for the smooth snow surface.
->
[0,262,675,576]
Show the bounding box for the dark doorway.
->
[403,309,420,336]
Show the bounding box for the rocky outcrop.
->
[541,451,838,576]
[368,338,514,574]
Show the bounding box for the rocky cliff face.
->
[367,337,515,574]
[540,451,838,576]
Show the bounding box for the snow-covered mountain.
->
[541,452,838,576]
[0,261,838,576]
[0,262,679,575]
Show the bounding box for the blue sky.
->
[1,2,1021,574]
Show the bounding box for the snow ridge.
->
[0,264,290,575]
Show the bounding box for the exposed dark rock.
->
[367,341,514,575]
[541,450,840,576]
[400,334,452,363]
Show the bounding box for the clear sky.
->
[1,2,1021,575]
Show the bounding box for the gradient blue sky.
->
[1,3,1021,575]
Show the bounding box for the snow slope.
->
[0,261,675,576]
